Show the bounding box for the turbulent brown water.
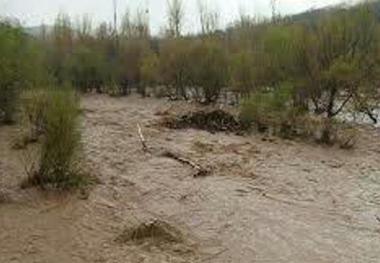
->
[1,94,380,262]
[338,109,380,128]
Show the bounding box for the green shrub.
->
[240,84,305,137]
[230,50,256,96]
[25,88,86,189]
[0,22,26,124]
[159,39,193,99]
[0,21,50,124]
[117,39,151,94]
[190,39,229,104]
[239,84,355,145]
[68,44,108,92]
[140,52,160,96]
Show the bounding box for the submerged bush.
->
[24,88,86,189]
[239,85,358,145]
[240,85,307,138]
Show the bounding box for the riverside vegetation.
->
[1,1,380,188]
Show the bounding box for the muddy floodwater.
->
[1,94,380,263]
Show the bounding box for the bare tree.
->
[167,0,184,38]
[96,22,113,41]
[135,7,150,39]
[121,8,132,38]
[113,0,118,36]
[53,13,74,51]
[198,0,219,35]
[76,15,92,41]
[270,0,278,23]
[238,6,256,29]
[120,7,150,39]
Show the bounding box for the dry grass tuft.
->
[116,219,184,245]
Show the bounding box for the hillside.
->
[289,0,380,24]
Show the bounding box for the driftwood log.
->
[136,124,210,177]
[160,150,210,178]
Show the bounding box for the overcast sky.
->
[1,0,354,34]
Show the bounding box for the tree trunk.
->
[326,87,337,119]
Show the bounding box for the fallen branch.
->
[135,125,210,177]
[161,150,210,178]
[137,124,149,152]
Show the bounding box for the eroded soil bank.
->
[1,94,380,262]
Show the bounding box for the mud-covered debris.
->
[160,150,211,177]
[116,219,184,245]
[162,110,244,133]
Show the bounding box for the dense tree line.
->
[1,1,379,138]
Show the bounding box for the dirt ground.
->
[1,94,380,263]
